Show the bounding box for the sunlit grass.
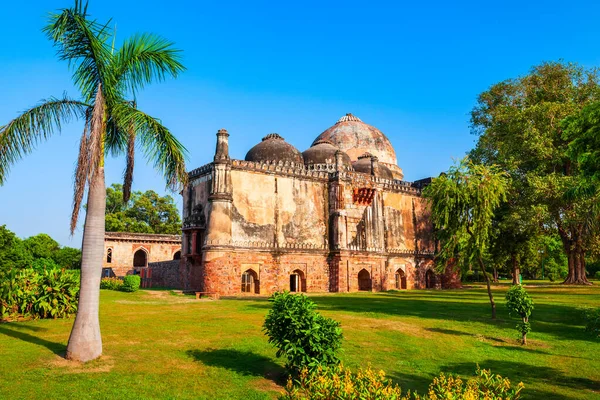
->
[0,283,598,399]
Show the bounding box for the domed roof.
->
[245,133,303,164]
[313,113,398,165]
[352,153,394,180]
[302,139,352,167]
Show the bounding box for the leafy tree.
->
[23,234,60,260]
[53,247,82,270]
[263,291,343,373]
[423,158,510,319]
[505,285,534,345]
[0,225,33,272]
[471,61,600,285]
[0,1,186,362]
[105,183,181,234]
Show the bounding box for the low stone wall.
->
[148,260,181,288]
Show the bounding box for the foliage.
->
[31,257,60,271]
[0,225,33,272]
[0,267,79,321]
[263,291,343,373]
[121,275,141,292]
[471,61,600,284]
[423,157,510,318]
[505,285,534,344]
[100,277,124,291]
[279,364,405,400]
[52,246,82,269]
[582,307,600,338]
[23,234,60,259]
[279,365,524,400]
[596,271,600,280]
[105,183,181,234]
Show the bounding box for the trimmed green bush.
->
[100,277,124,290]
[121,275,141,292]
[264,291,343,373]
[279,365,524,400]
[0,267,79,321]
[506,285,534,345]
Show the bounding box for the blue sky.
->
[1,0,600,246]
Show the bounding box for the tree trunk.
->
[66,167,105,362]
[561,227,591,285]
[522,317,528,345]
[477,256,496,319]
[511,253,520,285]
[492,267,498,283]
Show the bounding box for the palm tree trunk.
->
[66,167,105,362]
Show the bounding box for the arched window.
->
[425,269,436,289]
[358,269,371,291]
[241,269,259,294]
[173,250,181,260]
[290,269,306,293]
[133,249,147,268]
[106,248,113,263]
[395,269,407,289]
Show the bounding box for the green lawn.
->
[0,283,599,399]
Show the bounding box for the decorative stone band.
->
[202,239,329,250]
[188,160,423,195]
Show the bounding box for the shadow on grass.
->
[425,327,507,343]
[0,324,65,356]
[187,348,286,384]
[443,360,600,397]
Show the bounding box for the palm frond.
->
[111,33,185,96]
[113,103,188,190]
[44,0,113,102]
[0,96,89,185]
[88,86,106,179]
[123,114,136,203]
[71,116,92,234]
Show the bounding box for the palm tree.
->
[0,1,187,362]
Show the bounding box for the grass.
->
[0,282,599,399]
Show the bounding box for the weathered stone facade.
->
[103,232,181,278]
[180,114,457,296]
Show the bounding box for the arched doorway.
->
[290,270,306,293]
[395,269,407,289]
[241,269,259,294]
[133,249,147,268]
[173,250,181,260]
[425,269,435,289]
[358,269,371,291]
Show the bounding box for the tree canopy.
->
[423,158,510,318]
[470,61,600,284]
[105,183,181,235]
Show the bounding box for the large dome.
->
[313,113,403,179]
[245,133,303,164]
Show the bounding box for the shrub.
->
[264,291,343,373]
[279,365,524,400]
[595,271,600,280]
[121,275,141,292]
[583,308,600,338]
[0,267,79,321]
[505,285,534,345]
[31,257,60,271]
[100,277,123,291]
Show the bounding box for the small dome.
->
[302,139,352,167]
[245,133,303,164]
[352,153,394,179]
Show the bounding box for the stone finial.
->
[336,113,363,124]
[335,150,345,171]
[214,128,230,162]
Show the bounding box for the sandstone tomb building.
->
[180,114,450,295]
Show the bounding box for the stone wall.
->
[103,232,181,277]
[148,260,181,288]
